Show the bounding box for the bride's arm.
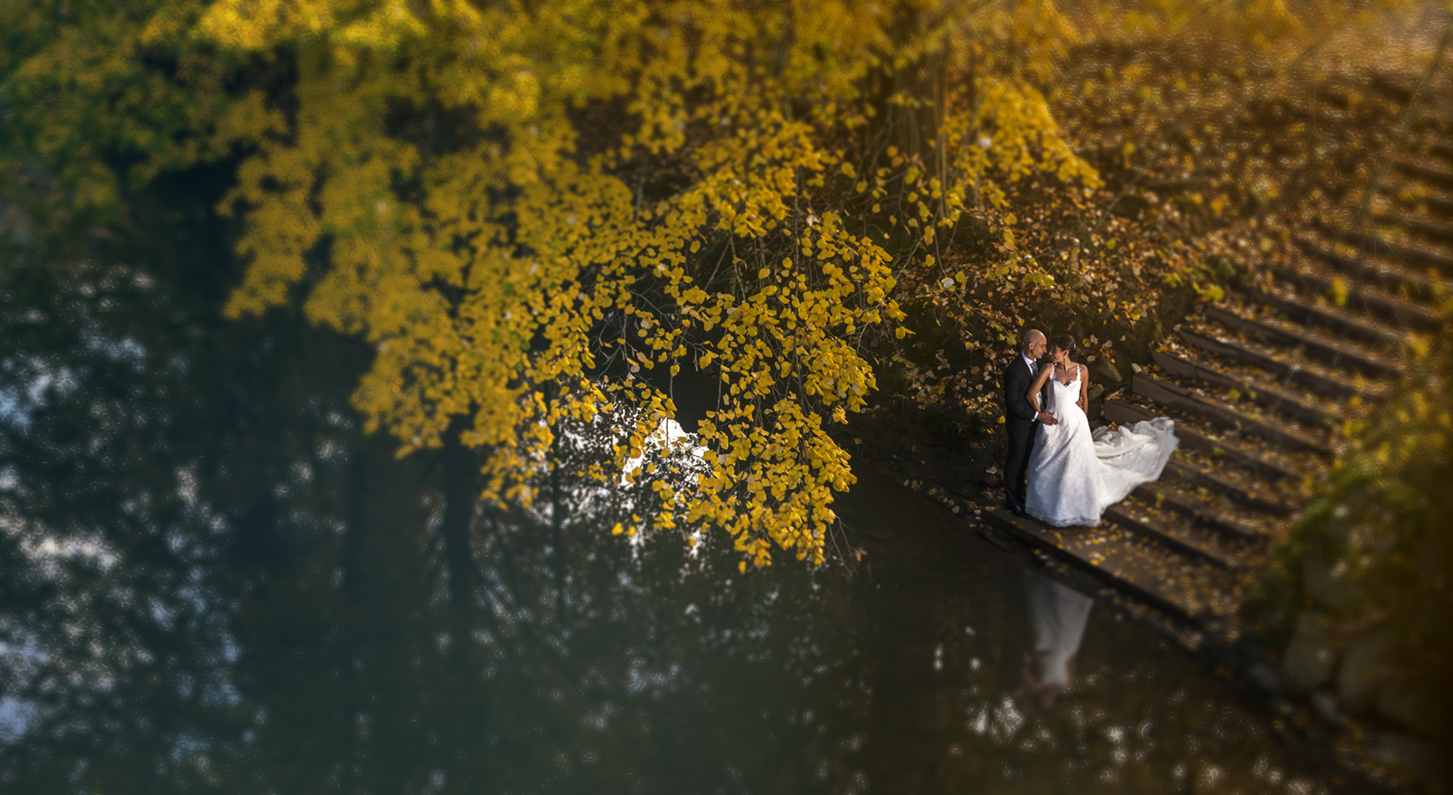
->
[1078,364,1089,411]
[1026,365,1054,413]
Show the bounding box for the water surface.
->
[0,180,1334,794]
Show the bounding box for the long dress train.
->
[1024,364,1179,527]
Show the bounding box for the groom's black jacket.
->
[1001,354,1046,511]
[1002,355,1042,426]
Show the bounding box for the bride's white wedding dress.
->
[1025,364,1179,527]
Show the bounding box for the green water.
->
[0,176,1333,794]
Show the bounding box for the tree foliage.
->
[0,0,1415,567]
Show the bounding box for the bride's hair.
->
[1051,334,1077,360]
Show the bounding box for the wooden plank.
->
[1238,285,1401,348]
[1153,350,1338,428]
[1103,398,1304,482]
[1203,306,1402,379]
[1177,328,1368,398]
[983,508,1218,623]
[1132,373,1333,455]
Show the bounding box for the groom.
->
[1002,329,1058,516]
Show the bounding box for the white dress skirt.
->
[1024,365,1179,527]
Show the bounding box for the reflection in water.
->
[1021,567,1094,710]
[0,175,1342,793]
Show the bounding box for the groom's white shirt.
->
[1023,353,1039,422]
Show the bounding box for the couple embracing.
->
[1001,329,1179,527]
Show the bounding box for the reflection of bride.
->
[1020,567,1093,710]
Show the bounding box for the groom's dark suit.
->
[1002,353,1047,513]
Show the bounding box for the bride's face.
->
[1049,346,1068,365]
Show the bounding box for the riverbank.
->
[1246,339,1453,788]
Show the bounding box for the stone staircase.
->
[983,75,1453,654]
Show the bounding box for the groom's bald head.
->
[1022,329,1046,358]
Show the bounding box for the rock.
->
[1091,358,1123,385]
[1367,732,1439,788]
[1282,613,1336,693]
[1377,683,1442,738]
[1301,557,1352,611]
[1087,383,1105,401]
[1247,661,1283,693]
[1337,627,1394,714]
[1309,690,1346,726]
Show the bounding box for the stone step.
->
[1427,139,1453,164]
[1103,398,1304,483]
[1317,223,1453,277]
[1131,480,1267,543]
[1162,458,1299,517]
[1415,112,1453,133]
[1315,83,1391,112]
[1394,157,1453,191]
[1377,175,1453,218]
[1132,372,1333,455]
[1277,251,1444,328]
[984,508,1238,624]
[1152,350,1339,428]
[1104,500,1249,569]
[1383,187,1453,219]
[1238,284,1402,349]
[1367,72,1415,103]
[1203,305,1403,379]
[1177,446,1314,521]
[1359,74,1452,117]
[1378,211,1453,245]
[1177,327,1375,399]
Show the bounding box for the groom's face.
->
[1027,338,1047,360]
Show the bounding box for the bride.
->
[1023,334,1179,527]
